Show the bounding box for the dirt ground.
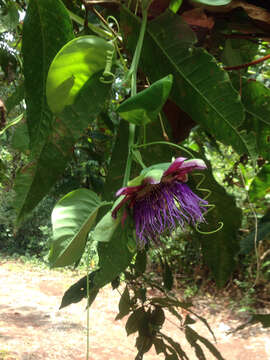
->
[0,259,269,360]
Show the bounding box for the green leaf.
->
[221,39,243,68]
[121,8,249,156]
[242,81,270,126]
[192,0,232,5]
[192,157,242,287]
[241,80,270,160]
[22,0,74,153]
[161,333,188,360]
[165,354,178,360]
[126,307,146,336]
[169,0,183,13]
[5,83,25,115]
[11,121,30,152]
[185,326,225,360]
[117,75,173,126]
[102,121,129,201]
[59,209,133,308]
[254,314,270,328]
[115,286,131,320]
[49,189,102,268]
[92,209,120,243]
[111,276,120,290]
[59,272,99,309]
[163,260,173,291]
[93,216,135,289]
[231,314,270,333]
[135,250,147,274]
[14,72,112,223]
[240,210,270,254]
[249,165,270,202]
[136,335,153,355]
[150,306,165,327]
[0,1,19,33]
[46,36,114,114]
[184,314,196,325]
[153,338,166,355]
[194,333,225,360]
[222,39,258,68]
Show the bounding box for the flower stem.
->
[122,7,148,187]
[135,141,195,159]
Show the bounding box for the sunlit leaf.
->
[117,75,173,125]
[46,36,114,113]
[169,0,183,13]
[49,189,102,268]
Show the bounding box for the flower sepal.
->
[128,168,164,187]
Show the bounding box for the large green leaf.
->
[242,81,270,126]
[121,8,249,156]
[60,211,135,308]
[241,80,270,160]
[102,121,129,201]
[46,36,114,114]
[93,215,135,289]
[191,158,242,287]
[11,121,30,153]
[49,189,102,268]
[117,75,173,126]
[22,0,74,153]
[14,72,112,223]
[249,164,270,202]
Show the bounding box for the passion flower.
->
[112,157,208,245]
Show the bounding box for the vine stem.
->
[122,7,148,187]
[239,168,259,286]
[223,53,270,71]
[134,141,195,159]
[86,241,90,360]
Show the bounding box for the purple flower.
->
[112,157,208,245]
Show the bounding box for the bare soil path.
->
[0,259,269,360]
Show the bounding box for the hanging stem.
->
[134,141,195,159]
[86,240,90,360]
[122,7,148,187]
